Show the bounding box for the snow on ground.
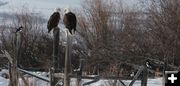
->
[0,77,9,86]
[18,77,49,86]
[0,76,163,86]
[70,77,163,86]
[0,70,163,86]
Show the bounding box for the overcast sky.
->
[0,0,82,17]
[0,0,139,18]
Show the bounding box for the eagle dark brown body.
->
[47,12,60,33]
[63,12,77,34]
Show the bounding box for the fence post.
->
[76,59,84,86]
[51,27,60,86]
[64,30,72,86]
[163,58,167,86]
[9,61,13,86]
[50,67,54,86]
[141,62,148,86]
[113,79,117,86]
[11,31,22,86]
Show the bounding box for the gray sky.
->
[0,0,82,17]
[0,0,139,18]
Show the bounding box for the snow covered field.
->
[0,76,163,86]
[0,77,9,86]
[0,70,163,86]
[71,78,163,86]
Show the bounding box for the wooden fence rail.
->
[18,68,50,82]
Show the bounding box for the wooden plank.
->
[68,75,127,80]
[18,68,50,82]
[80,76,123,80]
[83,76,100,86]
[18,67,50,72]
[129,66,144,86]
[118,79,127,86]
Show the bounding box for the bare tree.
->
[77,0,147,75]
[0,7,53,69]
[141,0,180,66]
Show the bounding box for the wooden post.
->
[9,62,13,86]
[19,72,29,86]
[113,79,117,86]
[76,78,81,86]
[51,27,60,86]
[10,31,22,86]
[64,30,72,86]
[163,58,167,86]
[50,68,52,85]
[53,27,60,69]
[76,59,84,86]
[141,62,148,86]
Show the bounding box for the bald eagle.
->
[63,8,77,34]
[47,8,61,33]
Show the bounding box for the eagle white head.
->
[54,8,60,12]
[64,7,70,14]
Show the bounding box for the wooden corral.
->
[2,26,179,86]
